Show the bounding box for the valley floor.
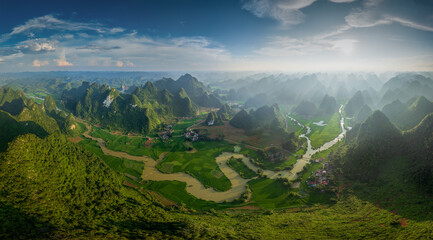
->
[75,107,346,209]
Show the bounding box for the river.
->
[80,104,346,203]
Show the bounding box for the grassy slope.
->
[248,176,333,210]
[227,157,258,179]
[79,138,144,178]
[172,116,203,135]
[351,155,433,222]
[139,180,233,210]
[89,126,175,159]
[248,178,303,209]
[158,140,234,191]
[239,142,302,171]
[179,195,433,239]
[258,155,298,171]
[308,111,341,149]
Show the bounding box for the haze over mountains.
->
[1,70,433,239]
[1,0,433,237]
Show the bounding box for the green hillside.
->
[230,104,285,132]
[0,87,83,150]
[153,74,222,107]
[341,110,403,181]
[317,94,338,116]
[344,91,365,117]
[292,100,317,119]
[0,134,172,239]
[355,104,372,124]
[382,96,433,130]
[62,81,198,133]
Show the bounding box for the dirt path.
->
[79,120,253,203]
[77,105,347,202]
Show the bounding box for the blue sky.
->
[0,0,432,72]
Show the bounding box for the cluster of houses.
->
[185,130,199,142]
[158,125,174,141]
[306,158,330,187]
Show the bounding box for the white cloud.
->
[32,59,49,67]
[242,0,316,25]
[11,15,98,35]
[363,0,383,7]
[345,9,433,32]
[345,9,391,28]
[329,0,356,3]
[87,35,230,69]
[16,39,57,54]
[110,27,125,34]
[242,0,357,25]
[8,14,125,37]
[343,0,433,32]
[54,50,73,66]
[332,39,358,54]
[256,36,358,57]
[387,16,433,32]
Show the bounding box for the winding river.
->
[80,104,346,203]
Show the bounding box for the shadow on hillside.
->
[0,111,48,152]
[113,219,187,236]
[348,175,433,222]
[0,203,56,239]
[0,98,25,116]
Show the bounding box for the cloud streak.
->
[10,15,124,36]
[241,0,316,25]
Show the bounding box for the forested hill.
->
[382,96,433,130]
[0,87,81,151]
[0,134,175,239]
[230,104,286,132]
[153,73,222,108]
[337,110,433,190]
[61,81,198,133]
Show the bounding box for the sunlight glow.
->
[334,39,356,54]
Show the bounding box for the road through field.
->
[78,105,346,202]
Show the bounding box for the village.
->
[306,156,331,188]
[154,124,200,143]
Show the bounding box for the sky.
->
[0,0,432,72]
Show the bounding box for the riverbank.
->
[77,105,346,203]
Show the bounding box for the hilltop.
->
[62,81,198,133]
[382,96,433,130]
[0,87,82,151]
[153,74,222,108]
[230,104,285,132]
